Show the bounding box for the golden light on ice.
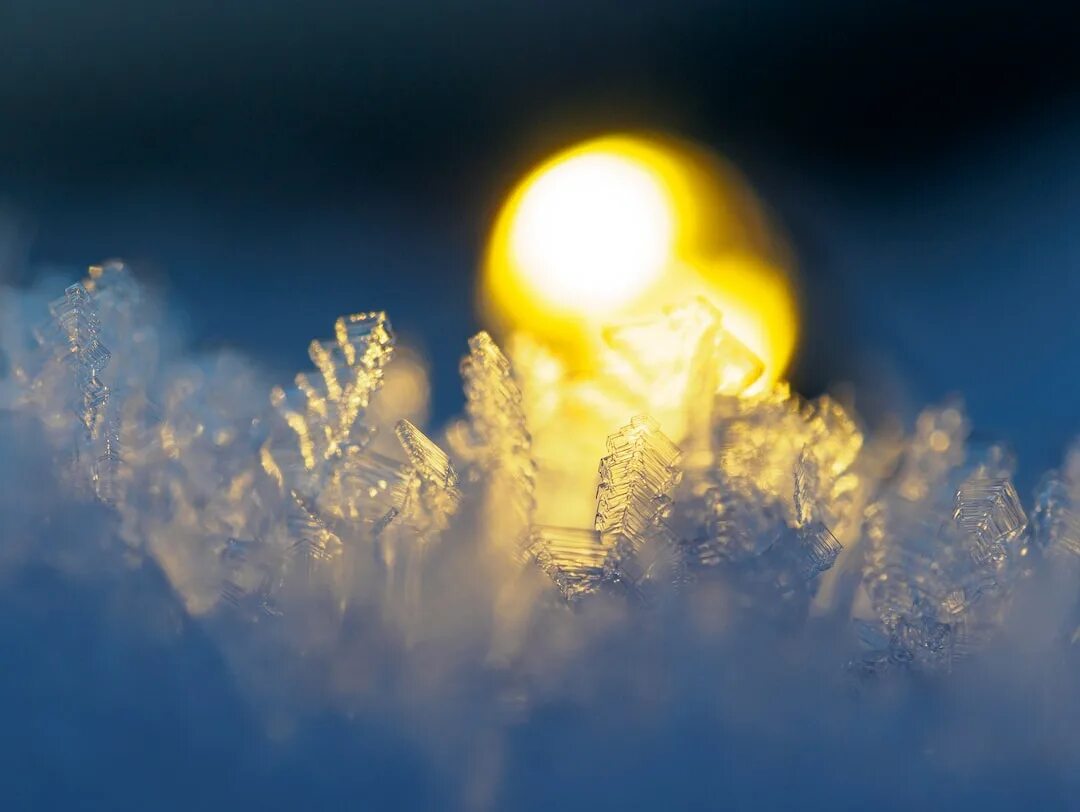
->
[482,133,799,385]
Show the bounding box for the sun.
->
[482,134,799,384]
[506,148,675,313]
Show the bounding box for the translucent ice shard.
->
[891,608,955,671]
[219,537,284,618]
[397,418,455,486]
[858,401,1027,675]
[850,613,953,677]
[366,420,460,576]
[450,331,537,551]
[92,412,123,505]
[527,526,610,602]
[394,418,461,536]
[679,463,842,599]
[712,383,863,530]
[658,381,858,616]
[686,479,786,566]
[260,311,404,569]
[793,447,820,527]
[794,521,842,580]
[8,273,141,503]
[524,416,684,601]
[365,421,461,641]
[267,312,394,479]
[1032,441,1080,561]
[4,263,149,437]
[953,478,1027,566]
[595,415,681,541]
[456,333,531,471]
[600,298,764,446]
[316,445,410,525]
[603,297,764,400]
[594,415,684,592]
[286,490,343,562]
[42,282,111,432]
[82,262,155,382]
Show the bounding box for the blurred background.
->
[2,1,1080,484]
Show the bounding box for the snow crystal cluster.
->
[3,262,1080,689]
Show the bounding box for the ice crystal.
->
[92,411,123,505]
[265,311,394,484]
[795,521,843,580]
[1032,441,1080,561]
[684,480,786,566]
[602,298,763,399]
[219,536,284,618]
[527,526,609,602]
[857,401,1029,674]
[393,417,461,536]
[678,471,842,612]
[712,383,863,531]
[449,331,536,552]
[663,384,854,615]
[13,273,140,502]
[10,262,1080,697]
[594,416,683,586]
[954,478,1027,566]
[600,298,764,451]
[287,490,343,562]
[526,416,684,599]
[595,416,681,538]
[45,283,110,427]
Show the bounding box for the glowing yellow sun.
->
[507,150,675,312]
[482,134,799,384]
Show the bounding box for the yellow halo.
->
[481,133,799,384]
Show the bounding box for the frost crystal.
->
[45,283,111,428]
[220,536,284,618]
[92,412,123,505]
[287,490,343,562]
[601,298,764,449]
[685,481,786,566]
[1032,441,1080,561]
[266,311,394,481]
[712,383,863,531]
[595,415,681,539]
[680,472,842,606]
[13,265,1080,701]
[527,526,609,602]
[953,478,1027,566]
[857,401,1029,675]
[14,271,146,501]
[668,384,853,612]
[795,522,842,580]
[529,415,684,600]
[595,415,684,591]
[602,297,764,399]
[450,331,536,551]
[393,417,461,535]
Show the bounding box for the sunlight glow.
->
[508,151,675,312]
[482,134,799,386]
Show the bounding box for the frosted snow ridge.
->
[5,264,1080,807]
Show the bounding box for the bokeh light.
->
[508,149,675,312]
[482,133,800,385]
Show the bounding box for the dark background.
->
[3,0,1080,486]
